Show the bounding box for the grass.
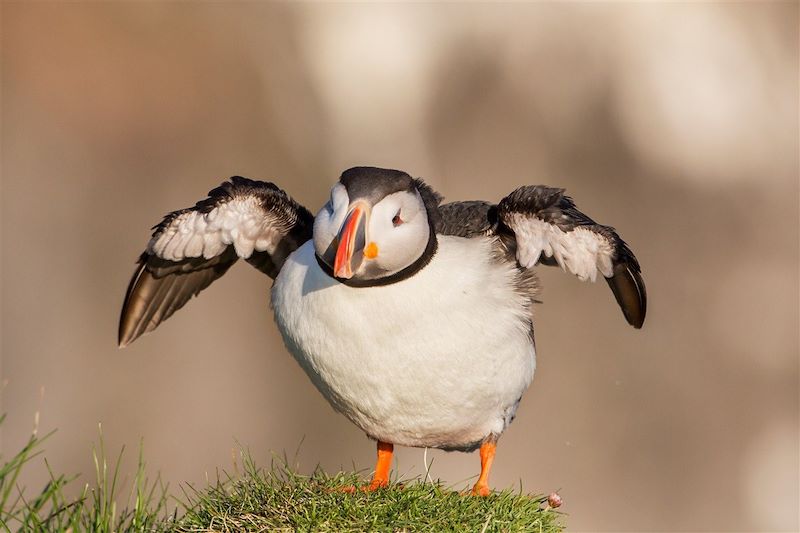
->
[1,416,564,532]
[0,416,172,532]
[175,455,563,532]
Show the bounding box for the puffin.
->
[119,166,646,496]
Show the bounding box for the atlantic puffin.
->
[119,166,646,496]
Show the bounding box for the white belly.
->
[271,236,536,450]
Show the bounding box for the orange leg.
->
[340,441,393,493]
[368,441,393,490]
[471,441,496,496]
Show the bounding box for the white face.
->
[314,183,431,282]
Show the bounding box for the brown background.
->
[2,3,798,531]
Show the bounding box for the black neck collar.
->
[315,225,438,288]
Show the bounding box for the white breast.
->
[271,236,536,450]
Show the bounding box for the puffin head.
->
[313,167,441,286]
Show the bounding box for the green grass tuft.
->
[173,455,564,532]
[2,416,563,532]
[1,417,172,532]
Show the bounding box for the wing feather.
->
[496,185,647,328]
[119,177,313,347]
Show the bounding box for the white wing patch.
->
[148,197,284,261]
[509,214,614,282]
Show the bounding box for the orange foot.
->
[470,441,496,497]
[471,483,491,497]
[339,441,394,494]
[368,477,389,490]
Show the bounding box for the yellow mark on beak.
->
[364,242,379,259]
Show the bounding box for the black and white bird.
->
[119,167,646,495]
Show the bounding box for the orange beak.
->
[333,205,367,279]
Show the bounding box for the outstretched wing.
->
[119,176,314,347]
[495,185,646,328]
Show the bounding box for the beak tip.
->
[333,267,352,279]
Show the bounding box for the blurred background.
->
[2,2,798,531]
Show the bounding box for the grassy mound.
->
[176,459,563,532]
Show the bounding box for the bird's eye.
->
[392,210,403,227]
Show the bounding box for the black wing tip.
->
[632,266,648,328]
[118,249,242,350]
[606,261,647,329]
[117,313,135,347]
[117,335,133,349]
[118,325,150,348]
[118,325,147,348]
[118,257,147,348]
